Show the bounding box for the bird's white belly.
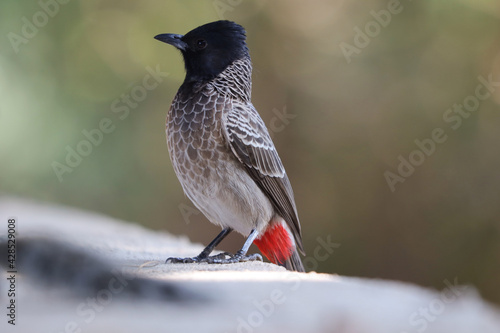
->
[179,158,274,237]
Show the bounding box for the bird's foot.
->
[166,251,262,265]
[165,252,225,264]
[204,250,263,264]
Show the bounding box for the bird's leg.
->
[206,229,263,264]
[166,228,233,263]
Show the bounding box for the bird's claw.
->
[165,257,197,264]
[165,252,230,264]
[166,252,262,265]
[210,252,263,264]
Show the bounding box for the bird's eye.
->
[196,39,207,49]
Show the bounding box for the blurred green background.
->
[1,1,499,304]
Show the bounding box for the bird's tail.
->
[253,222,305,272]
[284,247,305,272]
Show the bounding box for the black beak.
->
[154,33,188,51]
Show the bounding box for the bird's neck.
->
[211,57,252,102]
[180,58,252,102]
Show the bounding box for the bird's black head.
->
[155,20,249,82]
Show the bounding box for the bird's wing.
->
[222,102,304,253]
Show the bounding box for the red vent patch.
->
[254,223,293,265]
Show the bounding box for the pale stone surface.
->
[1,196,499,333]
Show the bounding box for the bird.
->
[154,20,305,272]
